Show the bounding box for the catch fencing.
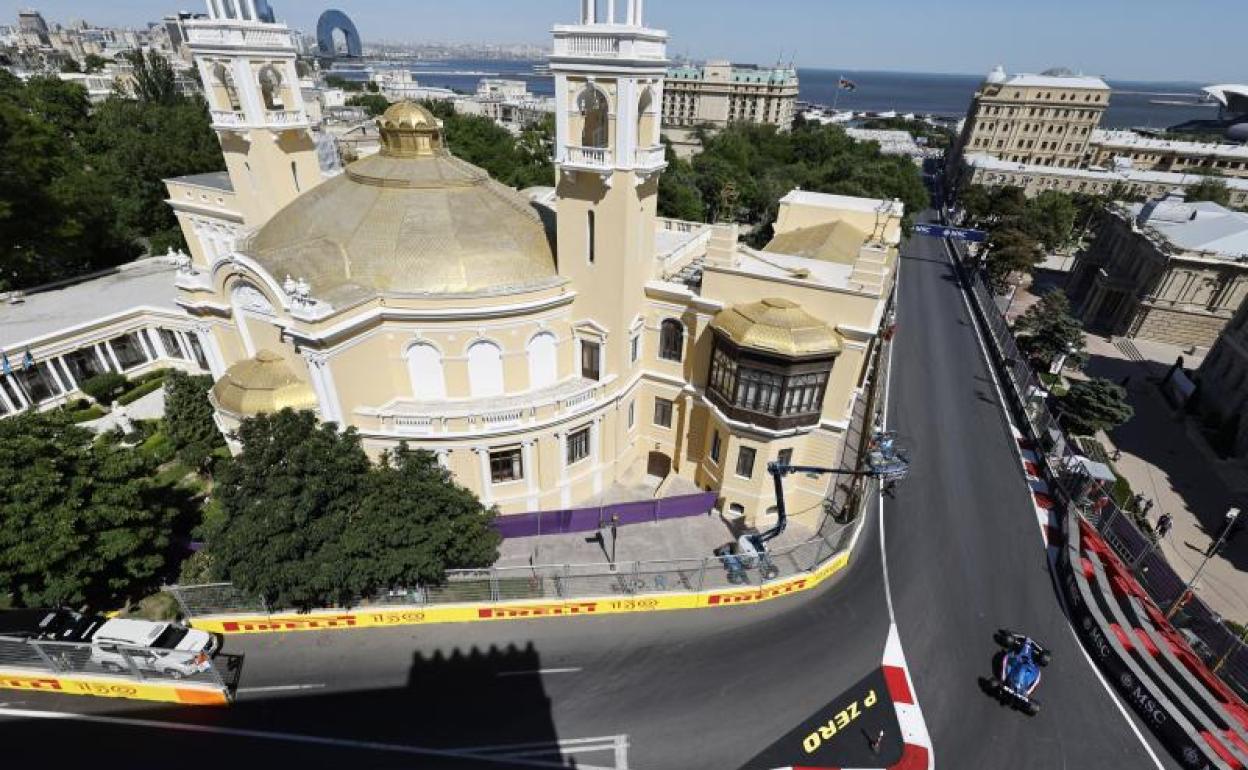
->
[0,634,237,698]
[949,234,1248,700]
[493,491,720,539]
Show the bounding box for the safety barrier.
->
[0,636,234,706]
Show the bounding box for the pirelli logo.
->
[220,615,358,633]
[478,602,599,619]
[2,676,63,691]
[707,579,809,606]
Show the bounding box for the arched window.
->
[406,343,446,400]
[213,62,241,112]
[468,341,504,398]
[579,87,609,148]
[291,161,300,193]
[258,65,285,110]
[637,87,654,146]
[527,332,558,391]
[659,319,684,362]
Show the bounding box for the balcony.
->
[551,26,668,62]
[554,34,619,57]
[359,377,611,438]
[560,145,613,173]
[210,110,246,129]
[634,145,667,172]
[265,109,308,128]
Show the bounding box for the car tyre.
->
[1025,699,1041,716]
[1038,650,1051,667]
[101,662,124,674]
[986,676,1001,692]
[163,668,185,680]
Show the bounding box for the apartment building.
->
[662,60,798,130]
[1088,129,1248,179]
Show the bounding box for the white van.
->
[90,619,220,679]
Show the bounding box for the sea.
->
[383,59,1220,131]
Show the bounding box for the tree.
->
[121,50,179,105]
[423,101,555,189]
[1021,190,1077,252]
[80,372,129,406]
[163,370,225,472]
[83,54,108,74]
[1060,378,1135,436]
[206,411,499,609]
[658,155,706,222]
[959,184,992,223]
[0,411,180,609]
[1186,178,1232,207]
[984,228,1041,292]
[346,93,390,117]
[60,59,81,74]
[1014,290,1086,367]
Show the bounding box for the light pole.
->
[1214,623,1248,674]
[1168,507,1239,620]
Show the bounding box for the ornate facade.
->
[166,1,901,526]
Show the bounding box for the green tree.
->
[1021,190,1078,251]
[121,49,179,105]
[0,411,180,608]
[959,185,992,223]
[83,54,108,74]
[80,372,129,406]
[60,58,81,74]
[1014,290,1087,367]
[984,228,1041,292]
[423,101,555,189]
[1186,178,1232,207]
[163,370,225,473]
[658,154,706,221]
[1060,378,1135,436]
[206,411,500,609]
[346,93,390,117]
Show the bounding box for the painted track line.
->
[496,667,582,678]
[939,234,1166,770]
[236,683,327,694]
[0,706,619,770]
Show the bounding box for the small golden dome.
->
[711,298,842,357]
[377,101,443,157]
[211,350,320,417]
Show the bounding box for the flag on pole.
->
[838,77,857,92]
[21,349,34,371]
[1,351,11,377]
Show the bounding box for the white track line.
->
[939,235,1165,770]
[496,667,582,678]
[0,706,619,770]
[236,683,327,694]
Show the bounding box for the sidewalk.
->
[1077,335,1248,625]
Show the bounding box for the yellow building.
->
[165,0,902,526]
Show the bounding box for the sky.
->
[4,0,1244,83]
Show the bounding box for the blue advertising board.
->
[912,224,988,243]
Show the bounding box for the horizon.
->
[2,0,1244,84]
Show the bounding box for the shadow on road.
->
[0,641,583,768]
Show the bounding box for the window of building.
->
[407,343,446,400]
[110,333,150,371]
[587,211,596,264]
[567,426,591,466]
[659,319,684,362]
[528,332,558,390]
[580,340,601,381]
[489,447,524,484]
[735,446,756,478]
[653,396,673,428]
[187,335,209,371]
[579,87,609,148]
[630,334,640,364]
[710,431,722,464]
[13,362,63,405]
[777,448,794,467]
[468,340,505,397]
[628,400,636,429]
[159,329,187,360]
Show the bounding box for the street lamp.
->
[1167,507,1240,620]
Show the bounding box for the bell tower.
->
[185,0,322,228]
[551,0,668,378]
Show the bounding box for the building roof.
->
[0,259,182,350]
[1129,196,1248,259]
[211,350,319,417]
[243,102,558,307]
[777,190,905,217]
[1203,84,1248,114]
[763,220,872,265]
[170,171,234,193]
[964,152,1248,193]
[999,72,1109,90]
[1091,129,1248,160]
[711,298,841,358]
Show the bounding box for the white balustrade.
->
[187,24,292,50]
[265,109,307,127]
[635,145,667,169]
[393,416,434,435]
[564,145,612,169]
[554,34,620,57]
[211,110,246,127]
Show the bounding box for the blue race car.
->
[986,629,1051,716]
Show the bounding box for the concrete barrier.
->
[0,668,230,706]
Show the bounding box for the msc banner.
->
[0,668,230,706]
[912,223,988,242]
[192,551,856,636]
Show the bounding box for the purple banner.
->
[492,492,719,539]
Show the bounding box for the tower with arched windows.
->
[551,0,668,379]
[185,0,322,227]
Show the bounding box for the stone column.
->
[5,374,29,409]
[56,357,77,391]
[194,324,227,379]
[475,447,494,507]
[147,328,169,359]
[591,414,605,496]
[0,378,18,413]
[174,331,193,362]
[522,439,539,511]
[93,344,112,373]
[103,341,124,373]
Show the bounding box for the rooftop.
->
[1128,196,1248,259]
[778,189,905,218]
[0,258,182,350]
[169,171,234,193]
[964,152,1248,193]
[764,221,872,265]
[1092,130,1248,159]
[998,72,1110,91]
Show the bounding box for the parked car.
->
[0,608,105,643]
[89,619,220,679]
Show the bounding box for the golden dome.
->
[242,112,558,306]
[711,298,842,357]
[211,350,320,417]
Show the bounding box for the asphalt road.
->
[0,204,1187,770]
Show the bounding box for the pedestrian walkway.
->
[82,387,167,433]
[1077,335,1248,625]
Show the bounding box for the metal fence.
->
[949,235,1248,700]
[165,516,860,620]
[0,634,235,692]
